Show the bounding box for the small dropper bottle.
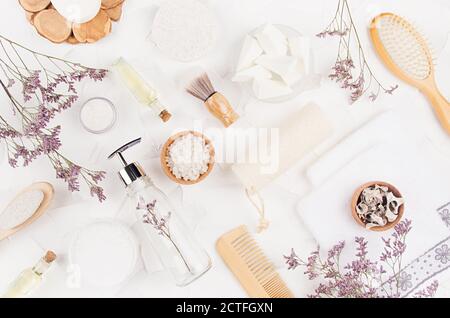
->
[113,57,172,122]
[3,251,56,298]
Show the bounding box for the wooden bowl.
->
[160,131,215,185]
[351,181,404,232]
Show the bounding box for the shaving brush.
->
[186,73,239,127]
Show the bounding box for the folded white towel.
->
[299,112,450,296]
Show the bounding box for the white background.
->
[0,0,449,297]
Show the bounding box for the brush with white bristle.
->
[186,73,239,127]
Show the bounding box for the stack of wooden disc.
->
[19,0,125,44]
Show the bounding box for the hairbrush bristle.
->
[186,73,216,101]
[376,13,433,80]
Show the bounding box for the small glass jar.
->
[80,97,117,134]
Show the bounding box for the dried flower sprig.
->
[317,0,398,103]
[285,219,439,298]
[137,197,192,272]
[0,34,107,201]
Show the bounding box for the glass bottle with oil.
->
[113,57,172,123]
[2,251,56,298]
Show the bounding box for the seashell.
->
[356,203,369,215]
[368,213,387,226]
[385,208,399,223]
[366,223,381,230]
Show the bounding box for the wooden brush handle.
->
[205,92,239,128]
[422,84,450,135]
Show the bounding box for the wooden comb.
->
[216,225,294,298]
[370,13,450,135]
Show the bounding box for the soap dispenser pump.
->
[108,138,211,286]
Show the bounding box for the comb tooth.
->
[254,263,274,280]
[236,237,256,254]
[247,252,267,269]
[232,233,251,247]
[243,247,264,263]
[242,249,264,267]
[249,255,270,273]
[264,277,284,295]
[264,276,293,298]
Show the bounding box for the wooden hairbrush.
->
[370,13,450,134]
[216,225,294,298]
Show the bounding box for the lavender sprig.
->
[137,197,192,272]
[285,220,439,298]
[317,0,398,103]
[0,34,107,201]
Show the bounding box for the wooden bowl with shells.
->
[351,181,405,232]
[19,0,125,44]
[160,131,215,186]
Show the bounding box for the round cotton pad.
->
[51,0,101,24]
[151,0,217,62]
[69,220,138,287]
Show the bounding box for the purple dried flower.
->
[139,198,171,237]
[0,34,107,202]
[90,185,106,202]
[284,249,301,270]
[318,0,398,103]
[413,281,439,298]
[286,219,437,298]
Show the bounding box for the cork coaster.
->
[20,0,125,44]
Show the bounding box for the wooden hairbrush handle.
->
[422,82,450,135]
[204,92,239,128]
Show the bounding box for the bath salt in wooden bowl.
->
[161,131,215,185]
[351,181,405,232]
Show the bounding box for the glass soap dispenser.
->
[108,138,211,286]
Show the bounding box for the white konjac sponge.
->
[167,133,211,182]
[151,0,218,62]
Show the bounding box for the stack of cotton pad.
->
[69,221,138,287]
[233,24,309,101]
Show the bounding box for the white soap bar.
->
[254,24,287,56]
[232,65,272,82]
[255,55,297,78]
[51,0,101,23]
[279,58,306,86]
[236,35,263,71]
[252,78,293,100]
[288,36,309,58]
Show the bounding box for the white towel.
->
[299,112,450,297]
